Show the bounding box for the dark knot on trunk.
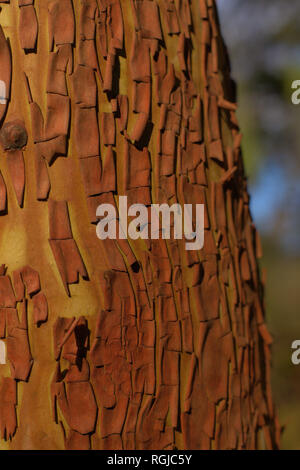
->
[0,121,28,151]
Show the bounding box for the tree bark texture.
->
[0,0,280,450]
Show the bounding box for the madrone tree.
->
[0,0,280,450]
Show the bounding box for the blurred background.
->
[217,0,300,449]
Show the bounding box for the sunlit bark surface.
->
[0,0,280,450]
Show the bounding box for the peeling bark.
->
[0,0,279,450]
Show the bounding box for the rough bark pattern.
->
[0,0,280,450]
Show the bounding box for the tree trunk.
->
[0,0,280,450]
